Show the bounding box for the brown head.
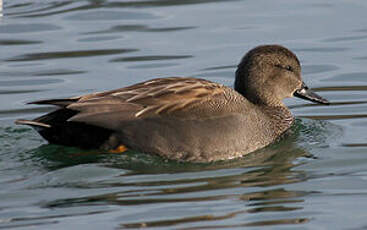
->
[235,45,329,106]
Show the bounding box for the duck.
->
[16,45,329,162]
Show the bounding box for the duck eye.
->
[275,64,293,72]
[285,65,293,72]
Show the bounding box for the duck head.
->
[234,45,329,106]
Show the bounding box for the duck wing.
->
[30,77,231,131]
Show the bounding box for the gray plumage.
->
[16,45,329,162]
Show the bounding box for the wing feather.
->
[31,77,231,131]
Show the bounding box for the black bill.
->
[294,82,330,105]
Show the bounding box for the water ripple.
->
[294,47,349,52]
[6,0,75,17]
[0,89,46,95]
[2,0,367,229]
[104,0,239,8]
[0,23,61,33]
[325,72,367,82]
[6,49,138,62]
[111,55,193,62]
[0,39,42,46]
[7,0,237,18]
[323,35,367,43]
[88,25,196,35]
[66,10,159,21]
[0,69,86,77]
[299,64,338,75]
[0,79,63,87]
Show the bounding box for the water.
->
[1,0,367,229]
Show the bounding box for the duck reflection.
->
[35,123,314,229]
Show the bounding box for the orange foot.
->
[109,145,128,154]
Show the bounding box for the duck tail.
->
[15,119,51,131]
[28,98,79,107]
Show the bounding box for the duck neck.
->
[262,105,294,135]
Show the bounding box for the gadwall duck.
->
[16,45,329,162]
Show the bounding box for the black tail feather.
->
[15,108,112,149]
[28,98,79,107]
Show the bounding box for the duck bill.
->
[294,82,330,105]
